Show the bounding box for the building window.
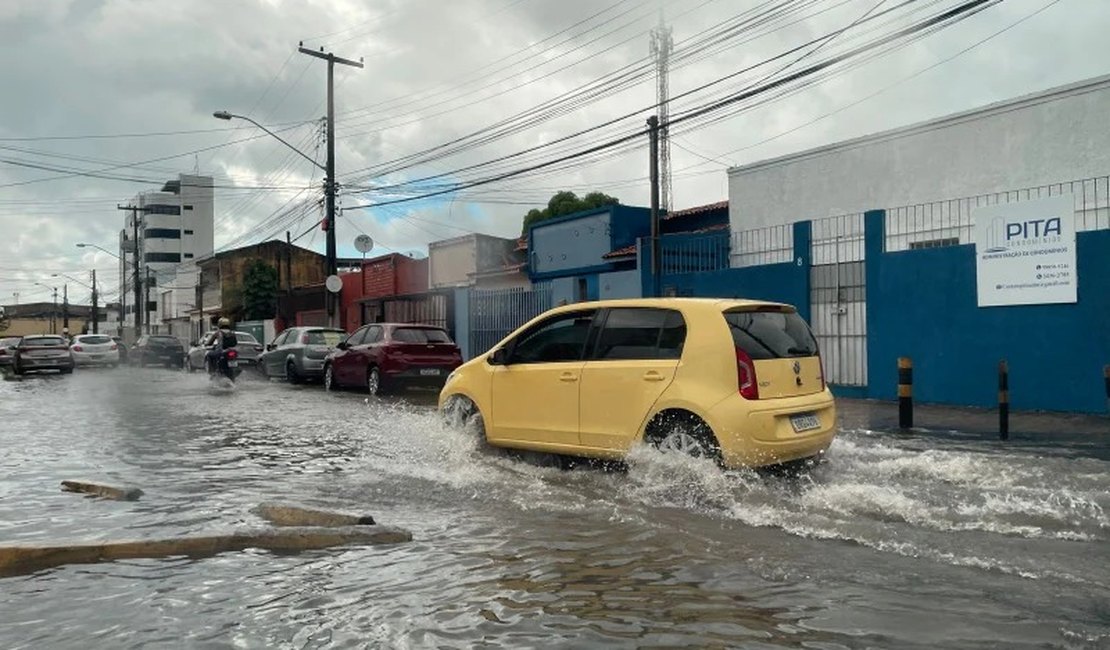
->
[909,237,960,250]
[144,252,182,263]
[144,204,181,216]
[183,229,194,235]
[183,205,194,211]
[144,228,181,240]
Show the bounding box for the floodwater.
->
[0,368,1108,649]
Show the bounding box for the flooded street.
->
[1,369,1108,649]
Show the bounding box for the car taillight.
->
[736,347,759,400]
[227,349,238,360]
[110,344,118,350]
[73,346,83,352]
[818,354,826,391]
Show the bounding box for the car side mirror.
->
[488,348,509,366]
[266,344,276,351]
[336,341,350,350]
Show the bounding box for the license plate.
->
[790,413,821,433]
[420,368,441,376]
[90,355,103,360]
[227,360,238,368]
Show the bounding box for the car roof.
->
[543,297,794,314]
[377,323,447,329]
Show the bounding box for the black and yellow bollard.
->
[898,357,913,429]
[998,360,1010,441]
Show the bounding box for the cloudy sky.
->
[1,0,1107,306]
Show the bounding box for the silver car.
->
[185,330,265,372]
[260,327,347,383]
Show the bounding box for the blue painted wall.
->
[867,212,1110,413]
[453,287,470,359]
[599,270,642,299]
[528,205,652,281]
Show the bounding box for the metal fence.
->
[468,283,553,358]
[731,224,793,267]
[885,175,1110,251]
[660,234,731,275]
[811,213,866,264]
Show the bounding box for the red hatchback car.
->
[323,323,463,395]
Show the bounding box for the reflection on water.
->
[0,368,1108,648]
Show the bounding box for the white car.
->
[70,334,121,367]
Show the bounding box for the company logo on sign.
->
[984,215,1063,253]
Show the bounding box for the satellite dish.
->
[354,234,374,254]
[325,275,343,294]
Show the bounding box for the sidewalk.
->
[836,398,1110,436]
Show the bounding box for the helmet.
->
[218,317,230,328]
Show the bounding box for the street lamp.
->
[76,242,120,260]
[214,109,338,327]
[76,243,118,335]
[33,282,58,334]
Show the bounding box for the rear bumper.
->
[73,351,120,365]
[301,357,327,377]
[384,365,455,385]
[705,390,837,468]
[17,358,74,371]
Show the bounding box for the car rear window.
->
[79,335,112,345]
[305,330,346,346]
[1,337,20,347]
[235,332,258,343]
[392,328,452,344]
[24,337,65,347]
[725,310,818,360]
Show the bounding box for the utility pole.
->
[62,284,69,332]
[145,267,153,335]
[119,205,144,340]
[650,12,674,214]
[51,287,58,334]
[91,270,99,335]
[298,43,363,328]
[647,115,661,298]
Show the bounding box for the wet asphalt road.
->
[0,366,1108,649]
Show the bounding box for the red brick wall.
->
[361,258,397,299]
[396,256,429,295]
[340,272,363,333]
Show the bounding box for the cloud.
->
[1,0,1106,304]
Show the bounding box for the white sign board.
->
[973,194,1076,307]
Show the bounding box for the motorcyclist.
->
[205,317,238,375]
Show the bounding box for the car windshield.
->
[392,327,452,344]
[305,330,345,346]
[724,309,818,360]
[78,335,112,345]
[1,337,19,347]
[150,336,180,345]
[23,336,65,347]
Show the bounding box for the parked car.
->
[130,335,186,368]
[260,327,347,383]
[324,323,463,395]
[0,336,20,368]
[112,336,129,364]
[11,335,74,375]
[70,334,120,367]
[439,298,836,470]
[186,330,265,373]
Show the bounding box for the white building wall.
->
[728,75,1110,232]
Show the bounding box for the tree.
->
[240,260,280,321]
[521,190,619,234]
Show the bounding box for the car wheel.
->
[323,364,335,391]
[442,396,485,438]
[366,366,384,396]
[649,414,720,461]
[60,367,74,375]
[286,360,302,385]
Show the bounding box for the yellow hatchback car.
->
[439,298,836,469]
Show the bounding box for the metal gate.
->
[809,214,867,386]
[468,283,552,358]
[361,291,454,338]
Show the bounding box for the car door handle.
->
[643,371,666,382]
[559,372,579,382]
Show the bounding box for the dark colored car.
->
[11,335,74,375]
[324,323,463,395]
[112,336,129,364]
[130,335,186,368]
[0,336,20,368]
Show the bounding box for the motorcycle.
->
[208,347,241,383]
